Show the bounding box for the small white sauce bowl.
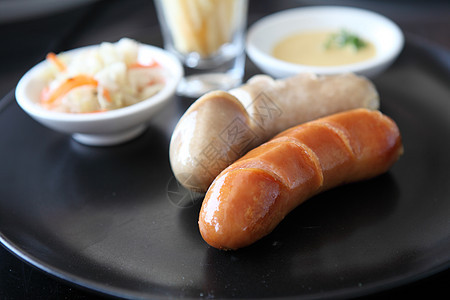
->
[246,6,404,78]
[15,43,183,146]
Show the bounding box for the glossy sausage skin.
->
[198,109,403,250]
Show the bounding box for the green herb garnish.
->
[324,29,367,51]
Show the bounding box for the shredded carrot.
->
[129,61,160,69]
[41,74,98,104]
[46,52,66,72]
[102,87,112,103]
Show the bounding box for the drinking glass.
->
[154,0,248,98]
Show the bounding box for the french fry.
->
[160,0,242,57]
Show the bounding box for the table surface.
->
[1,0,449,299]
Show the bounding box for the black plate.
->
[1,39,450,299]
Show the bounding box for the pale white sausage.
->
[169,73,379,192]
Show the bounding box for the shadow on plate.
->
[176,173,401,298]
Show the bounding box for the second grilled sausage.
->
[198,109,403,250]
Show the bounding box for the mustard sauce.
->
[272,30,376,66]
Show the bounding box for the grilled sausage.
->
[198,109,403,250]
[169,73,380,192]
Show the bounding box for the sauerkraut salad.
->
[39,38,167,113]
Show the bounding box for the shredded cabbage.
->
[41,38,166,113]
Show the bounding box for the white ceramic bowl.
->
[246,6,404,78]
[16,43,183,146]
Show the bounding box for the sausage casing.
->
[198,109,403,250]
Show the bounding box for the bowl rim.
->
[15,42,183,123]
[246,5,405,76]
